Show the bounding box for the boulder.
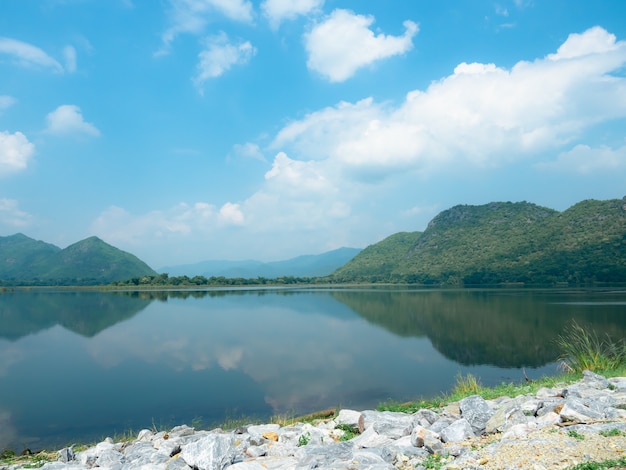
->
[439,419,475,443]
[180,433,236,470]
[459,395,494,434]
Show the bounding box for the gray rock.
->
[180,433,235,470]
[95,448,123,468]
[352,426,394,448]
[485,401,528,434]
[410,425,440,448]
[335,409,362,430]
[56,447,75,463]
[559,400,603,422]
[136,429,154,442]
[247,424,280,436]
[439,418,475,443]
[166,455,192,470]
[582,370,610,389]
[411,409,437,428]
[428,417,455,434]
[295,441,354,468]
[459,395,494,434]
[170,425,196,438]
[245,444,269,458]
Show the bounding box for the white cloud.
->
[304,9,418,82]
[0,131,35,175]
[274,26,626,176]
[91,201,245,245]
[0,96,17,112]
[193,32,256,91]
[0,198,32,227]
[158,0,254,54]
[92,27,626,266]
[261,0,323,29]
[63,45,77,73]
[219,202,244,225]
[549,26,617,60]
[537,144,626,174]
[45,105,101,137]
[232,142,266,161]
[0,37,64,72]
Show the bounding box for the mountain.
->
[333,197,626,285]
[0,234,157,285]
[159,247,362,278]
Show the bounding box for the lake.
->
[1,287,626,451]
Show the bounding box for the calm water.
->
[1,287,626,451]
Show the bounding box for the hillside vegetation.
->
[333,197,626,285]
[0,234,156,286]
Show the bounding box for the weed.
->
[0,450,54,469]
[567,430,585,440]
[422,454,446,469]
[298,432,311,446]
[599,428,624,437]
[555,320,626,373]
[452,373,482,395]
[334,424,358,441]
[568,456,626,469]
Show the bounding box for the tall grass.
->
[556,320,626,373]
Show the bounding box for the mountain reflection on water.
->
[1,287,625,451]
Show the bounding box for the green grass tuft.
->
[556,320,626,373]
[568,456,626,469]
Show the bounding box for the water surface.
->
[1,287,625,451]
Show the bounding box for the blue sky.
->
[1,0,625,268]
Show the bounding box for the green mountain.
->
[0,234,157,285]
[333,197,626,285]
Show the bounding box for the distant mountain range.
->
[0,234,157,285]
[2,196,624,287]
[333,197,626,285]
[159,247,362,278]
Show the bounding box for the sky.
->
[1,0,626,268]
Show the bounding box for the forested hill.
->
[0,234,157,286]
[332,197,626,285]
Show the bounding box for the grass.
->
[568,457,626,469]
[599,428,625,437]
[0,450,55,469]
[567,430,585,441]
[377,370,582,414]
[556,320,626,373]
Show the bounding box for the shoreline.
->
[4,370,626,470]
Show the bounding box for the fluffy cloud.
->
[193,32,256,90]
[0,131,35,175]
[92,201,244,245]
[219,202,244,225]
[276,26,626,176]
[537,144,626,174]
[158,0,254,54]
[45,105,101,137]
[304,9,418,82]
[0,198,32,227]
[93,27,626,266]
[261,0,323,29]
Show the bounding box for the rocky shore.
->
[6,371,626,470]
